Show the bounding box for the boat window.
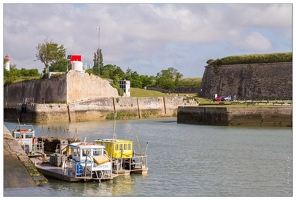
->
[82,149,87,156]
[93,149,102,156]
[73,149,79,157]
[115,144,118,151]
[128,144,131,150]
[120,144,122,150]
[25,134,33,138]
[15,133,20,139]
[124,144,127,150]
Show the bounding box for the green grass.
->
[197,97,292,107]
[130,88,170,97]
[4,76,42,86]
[208,52,292,66]
[130,88,198,97]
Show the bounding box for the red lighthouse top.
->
[4,54,10,62]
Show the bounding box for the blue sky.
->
[2,2,293,78]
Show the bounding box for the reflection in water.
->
[111,175,135,196]
[44,174,141,196]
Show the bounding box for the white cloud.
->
[238,32,273,52]
[2,3,292,78]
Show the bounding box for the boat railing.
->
[133,154,148,169]
[122,154,148,171]
[62,157,112,180]
[33,141,44,154]
[62,159,96,179]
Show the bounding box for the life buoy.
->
[33,137,37,144]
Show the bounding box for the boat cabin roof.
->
[69,142,105,149]
[13,124,34,132]
[96,138,132,143]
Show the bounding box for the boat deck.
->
[31,158,118,182]
[112,167,148,175]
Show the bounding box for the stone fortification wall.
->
[199,62,292,99]
[8,96,199,123]
[177,106,292,127]
[66,70,119,103]
[3,70,119,107]
[4,76,67,107]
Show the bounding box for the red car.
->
[213,96,225,101]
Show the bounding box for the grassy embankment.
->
[131,88,292,107]
[208,52,292,65]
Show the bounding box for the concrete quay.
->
[3,125,48,188]
[177,106,292,127]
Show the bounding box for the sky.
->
[2,2,293,78]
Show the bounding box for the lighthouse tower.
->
[4,54,10,71]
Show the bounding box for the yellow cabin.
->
[95,139,133,159]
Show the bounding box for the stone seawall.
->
[5,96,198,123]
[68,97,115,122]
[199,62,292,99]
[4,126,48,188]
[177,106,292,127]
[137,97,165,119]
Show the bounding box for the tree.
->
[4,64,19,85]
[156,67,183,91]
[111,66,125,80]
[49,58,69,72]
[97,64,125,80]
[93,48,103,76]
[35,39,66,78]
[4,65,41,86]
[124,68,154,89]
[125,67,133,80]
[110,74,124,96]
[157,73,175,91]
[141,75,154,88]
[130,71,142,88]
[124,68,142,88]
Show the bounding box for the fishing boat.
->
[32,140,118,182]
[95,138,148,175]
[95,113,149,175]
[11,124,44,157]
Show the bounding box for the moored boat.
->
[95,138,148,175]
[11,124,44,157]
[32,141,118,182]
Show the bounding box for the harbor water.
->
[3,118,293,197]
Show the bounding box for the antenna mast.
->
[96,27,100,50]
[96,26,101,76]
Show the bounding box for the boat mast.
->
[113,112,117,139]
[17,118,20,131]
